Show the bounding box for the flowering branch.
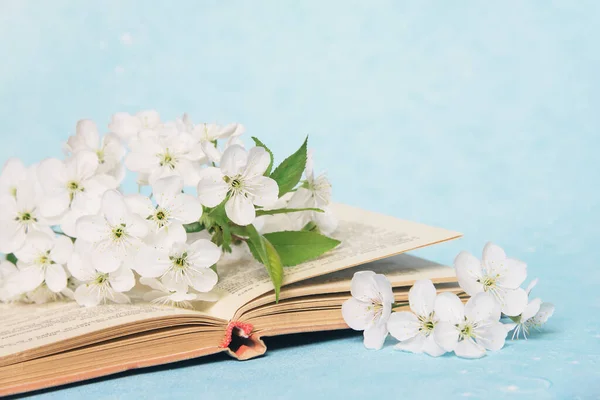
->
[0,111,340,307]
[342,243,555,358]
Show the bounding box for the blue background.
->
[1,1,599,399]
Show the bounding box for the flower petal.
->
[187,239,222,269]
[350,271,379,302]
[74,150,99,180]
[521,298,542,322]
[465,292,501,323]
[434,292,465,324]
[196,167,228,208]
[125,214,149,238]
[433,321,459,352]
[495,258,527,289]
[39,193,70,218]
[67,251,96,282]
[109,266,135,292]
[393,333,426,354]
[170,194,203,224]
[525,278,539,295]
[341,298,374,331]
[363,322,388,350]
[201,141,222,164]
[187,267,219,292]
[0,221,26,254]
[102,190,129,226]
[161,271,189,293]
[124,194,155,218]
[482,242,506,263]
[387,311,420,341]
[454,251,484,296]
[530,302,555,326]
[314,207,338,236]
[243,147,271,179]
[455,338,486,359]
[153,176,183,208]
[76,215,109,243]
[409,279,437,317]
[17,266,45,292]
[245,176,279,207]
[45,263,67,293]
[501,288,529,317]
[220,145,248,177]
[90,244,122,273]
[74,284,102,307]
[37,158,66,195]
[50,235,74,265]
[422,333,447,357]
[476,321,508,351]
[225,193,255,226]
[135,246,172,278]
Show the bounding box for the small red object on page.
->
[220,321,254,348]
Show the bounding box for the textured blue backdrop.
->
[1,1,599,399]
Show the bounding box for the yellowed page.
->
[0,301,203,360]
[203,203,461,320]
[236,254,458,316]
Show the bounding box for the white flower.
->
[136,239,220,293]
[76,190,149,273]
[136,110,161,130]
[0,261,19,302]
[125,129,201,186]
[0,180,52,254]
[387,280,446,357]
[0,158,28,198]
[65,119,126,182]
[37,151,118,219]
[196,145,279,226]
[125,176,203,244]
[202,136,245,164]
[139,277,219,309]
[193,122,245,143]
[341,271,394,350]
[192,122,245,164]
[434,292,508,359]
[13,232,73,293]
[67,240,135,306]
[287,150,337,235]
[454,242,528,316]
[108,110,160,142]
[506,279,555,340]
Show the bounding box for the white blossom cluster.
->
[342,243,555,358]
[0,111,336,308]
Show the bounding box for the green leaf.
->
[263,231,341,267]
[246,237,264,264]
[252,137,274,176]
[5,253,17,265]
[262,237,284,302]
[270,137,308,197]
[255,207,323,217]
[244,225,284,301]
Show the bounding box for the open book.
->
[0,204,462,396]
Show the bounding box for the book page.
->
[262,254,458,303]
[202,203,461,320]
[0,301,202,361]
